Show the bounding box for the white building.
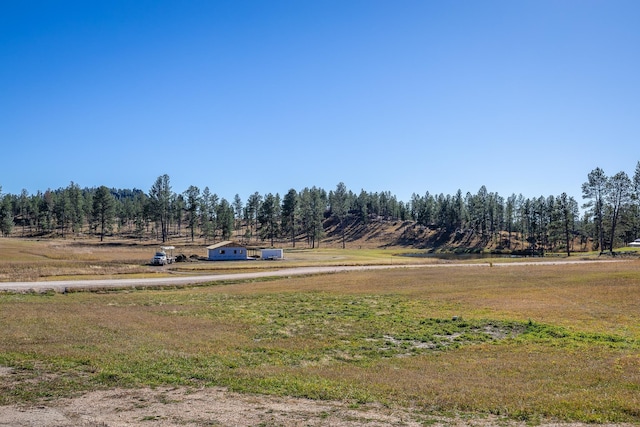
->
[207,241,249,261]
[261,248,284,260]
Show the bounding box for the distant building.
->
[261,248,284,260]
[207,241,249,261]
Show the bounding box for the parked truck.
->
[151,246,176,265]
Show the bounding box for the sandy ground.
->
[0,386,635,427]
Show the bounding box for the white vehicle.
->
[152,251,168,265]
[151,246,176,265]
[629,239,640,247]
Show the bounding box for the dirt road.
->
[0,264,425,293]
[0,259,619,293]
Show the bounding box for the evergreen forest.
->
[1,162,640,255]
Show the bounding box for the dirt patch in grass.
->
[0,386,634,427]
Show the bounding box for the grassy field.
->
[0,237,613,282]
[0,238,441,282]
[0,239,639,423]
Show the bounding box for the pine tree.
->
[299,187,326,248]
[184,186,200,242]
[148,174,173,242]
[605,171,632,252]
[258,193,281,246]
[329,182,350,249]
[233,194,243,239]
[217,198,235,241]
[582,167,607,252]
[281,189,298,247]
[92,186,115,241]
[200,187,217,244]
[0,190,14,237]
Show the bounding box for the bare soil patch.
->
[0,386,633,427]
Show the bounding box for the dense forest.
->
[1,162,639,255]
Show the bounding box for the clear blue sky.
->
[1,0,639,204]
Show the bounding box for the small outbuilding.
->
[207,241,250,261]
[261,248,284,260]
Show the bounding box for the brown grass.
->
[0,237,441,282]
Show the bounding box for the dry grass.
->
[0,239,639,423]
[0,238,439,282]
[0,239,161,281]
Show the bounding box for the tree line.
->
[1,162,639,254]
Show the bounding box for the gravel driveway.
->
[0,259,618,293]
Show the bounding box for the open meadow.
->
[0,238,440,283]
[0,238,639,425]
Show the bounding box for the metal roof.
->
[206,241,246,250]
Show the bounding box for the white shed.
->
[261,248,284,260]
[207,241,249,261]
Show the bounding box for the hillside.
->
[319,216,532,253]
[5,215,581,254]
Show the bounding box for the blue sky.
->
[1,0,639,204]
